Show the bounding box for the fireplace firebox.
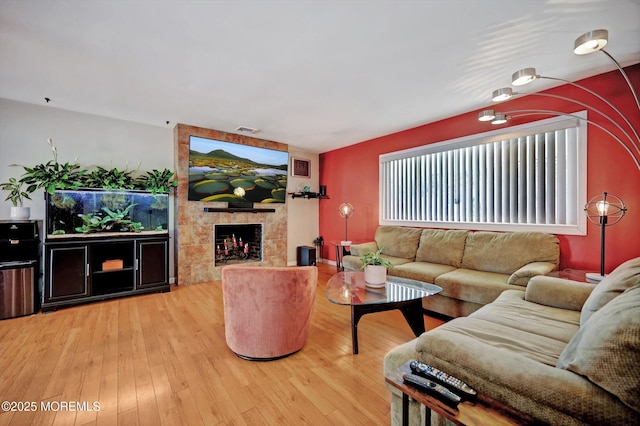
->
[214,224,263,265]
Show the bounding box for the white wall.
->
[286,149,320,265]
[0,98,176,279]
[0,98,321,276]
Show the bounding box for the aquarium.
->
[45,189,169,238]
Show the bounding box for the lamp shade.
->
[491,113,508,125]
[512,68,538,86]
[492,87,514,102]
[584,192,626,226]
[478,110,496,121]
[338,202,354,218]
[574,29,608,55]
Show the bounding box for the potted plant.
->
[0,177,32,220]
[361,249,394,286]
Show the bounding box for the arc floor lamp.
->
[477,29,639,170]
[477,29,637,279]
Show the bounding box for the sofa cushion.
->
[392,262,456,284]
[461,231,559,275]
[374,226,423,260]
[557,285,640,413]
[414,316,637,424]
[414,229,468,268]
[471,290,581,344]
[525,275,596,312]
[378,254,412,268]
[580,256,640,326]
[508,261,558,287]
[434,268,520,305]
[348,241,378,257]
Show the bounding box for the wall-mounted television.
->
[188,136,288,205]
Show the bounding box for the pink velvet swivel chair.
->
[221,265,318,361]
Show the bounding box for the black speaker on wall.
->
[319,185,326,196]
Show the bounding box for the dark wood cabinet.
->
[43,234,169,312]
[45,245,89,301]
[137,239,168,289]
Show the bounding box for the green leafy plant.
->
[360,249,395,270]
[0,177,32,207]
[20,139,87,195]
[135,168,178,194]
[83,166,136,190]
[14,138,177,198]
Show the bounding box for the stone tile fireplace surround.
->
[174,124,288,285]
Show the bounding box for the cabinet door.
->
[45,245,89,302]
[136,239,168,289]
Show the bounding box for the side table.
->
[329,240,357,271]
[545,269,596,283]
[385,362,533,426]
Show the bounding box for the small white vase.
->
[10,206,30,220]
[364,264,387,286]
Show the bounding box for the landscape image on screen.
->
[188,136,289,204]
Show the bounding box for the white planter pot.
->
[10,206,30,220]
[364,264,387,286]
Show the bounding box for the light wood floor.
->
[0,263,444,426]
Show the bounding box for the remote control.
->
[402,373,462,407]
[409,360,477,400]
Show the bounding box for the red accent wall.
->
[319,65,640,272]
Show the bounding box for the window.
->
[379,113,587,235]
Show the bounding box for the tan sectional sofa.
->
[383,257,640,425]
[342,226,560,317]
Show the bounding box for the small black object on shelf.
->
[289,192,329,199]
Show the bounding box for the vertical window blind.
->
[380,114,587,235]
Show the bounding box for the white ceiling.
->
[1,0,639,154]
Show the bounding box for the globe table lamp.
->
[338,202,354,244]
[584,192,627,282]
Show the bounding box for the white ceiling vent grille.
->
[234,126,259,134]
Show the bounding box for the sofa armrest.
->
[349,241,378,256]
[524,275,596,311]
[508,262,557,286]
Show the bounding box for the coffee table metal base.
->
[351,298,425,354]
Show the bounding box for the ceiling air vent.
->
[234,126,259,134]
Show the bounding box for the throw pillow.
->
[557,285,640,413]
[580,257,640,326]
[414,229,468,267]
[374,226,423,260]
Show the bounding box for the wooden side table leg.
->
[402,392,409,426]
[334,245,342,271]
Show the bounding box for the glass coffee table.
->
[326,271,442,354]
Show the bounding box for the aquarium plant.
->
[75,204,143,234]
